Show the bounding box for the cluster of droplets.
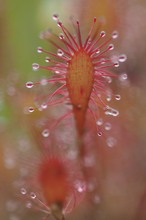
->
[20,188,37,202]
[19,173,87,214]
[20,188,50,212]
[96,119,112,131]
[95,117,117,147]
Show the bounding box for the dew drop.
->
[114,62,119,67]
[38,106,43,111]
[7,86,16,96]
[57,21,62,27]
[55,70,60,74]
[87,181,96,192]
[19,167,28,176]
[112,109,119,117]
[119,73,128,82]
[115,94,121,100]
[39,29,52,39]
[106,136,117,147]
[105,107,119,117]
[42,129,49,137]
[40,78,47,86]
[28,107,34,113]
[77,185,85,193]
[110,55,119,64]
[30,192,36,200]
[93,195,101,204]
[4,156,16,169]
[106,94,112,102]
[112,31,119,39]
[37,47,43,53]
[119,54,127,62]
[83,156,95,167]
[20,188,27,195]
[67,149,78,160]
[26,81,33,89]
[6,200,18,212]
[75,180,86,193]
[57,49,64,56]
[97,131,102,136]
[41,103,47,109]
[32,63,40,71]
[100,58,106,64]
[96,49,100,54]
[9,214,19,220]
[59,33,64,40]
[52,14,59,21]
[108,44,114,50]
[87,38,92,45]
[106,76,112,84]
[96,118,103,126]
[104,122,112,131]
[26,201,32,209]
[45,57,51,63]
[100,31,106,37]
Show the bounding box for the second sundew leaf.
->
[67,49,94,135]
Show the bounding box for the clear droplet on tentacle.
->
[119,54,127,63]
[59,33,65,40]
[57,49,64,57]
[26,81,34,89]
[45,57,51,63]
[28,107,34,113]
[37,47,43,53]
[97,131,102,136]
[105,106,119,117]
[41,103,47,109]
[100,31,106,38]
[42,129,49,137]
[32,63,40,71]
[96,49,100,54]
[26,201,32,209]
[104,122,112,131]
[119,73,128,82]
[30,192,36,200]
[115,94,121,101]
[112,31,119,39]
[96,118,103,126]
[40,78,48,86]
[108,44,114,51]
[20,188,27,195]
[106,136,117,147]
[52,14,59,21]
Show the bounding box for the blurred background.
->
[0,0,146,220]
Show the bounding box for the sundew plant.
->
[24,15,127,220]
